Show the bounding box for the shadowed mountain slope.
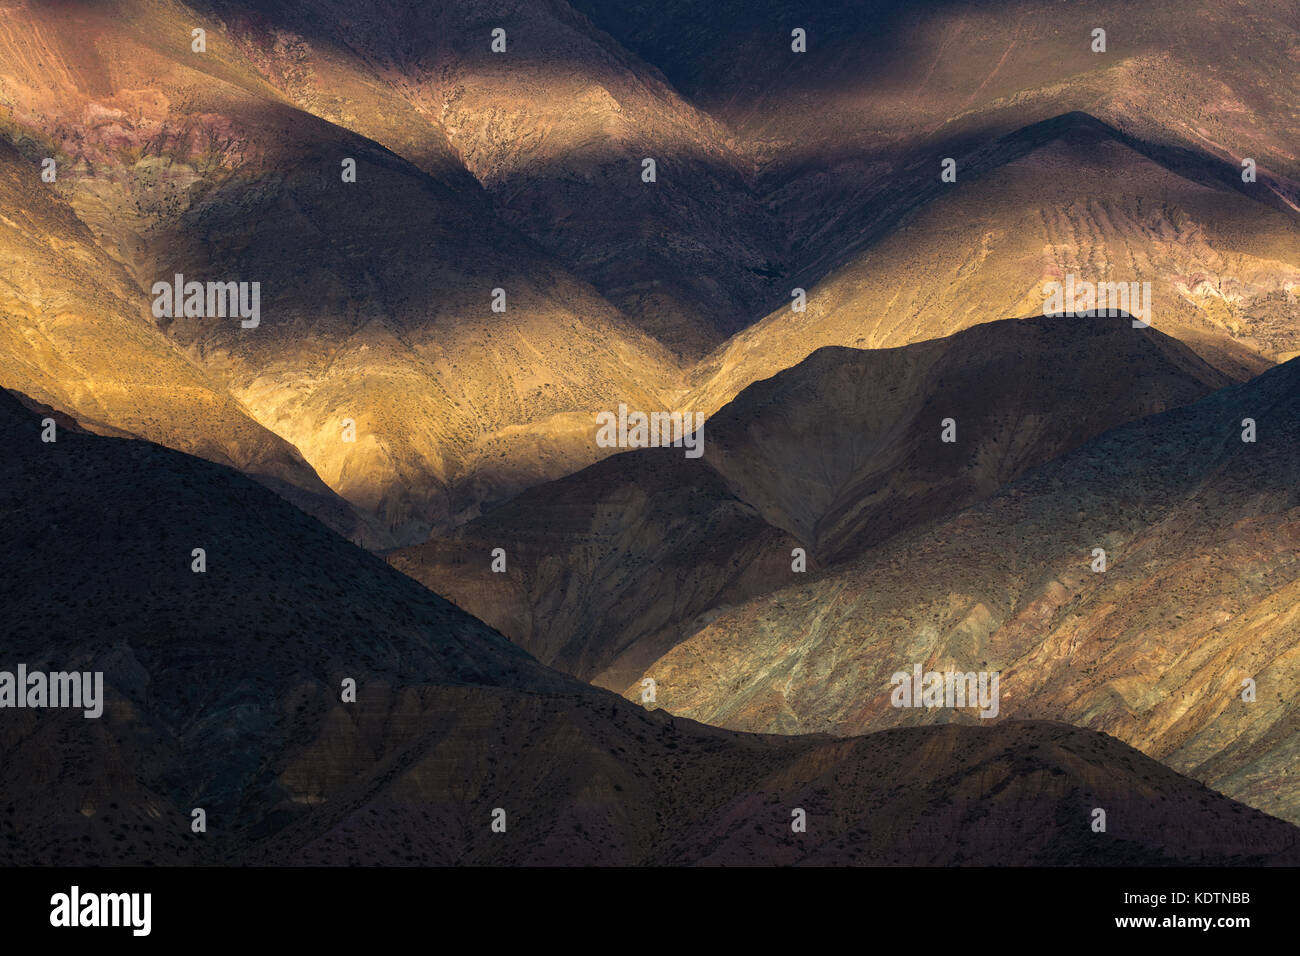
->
[705,314,1231,563]
[390,447,803,690]
[2,2,1297,546]
[0,0,682,540]
[195,0,788,358]
[0,137,383,544]
[3,388,1297,865]
[574,0,1300,274]
[629,356,1300,825]
[0,387,570,692]
[391,316,1230,689]
[0,382,582,853]
[688,116,1300,416]
[243,711,1300,866]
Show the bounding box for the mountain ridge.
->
[7,383,1297,865]
[625,354,1300,824]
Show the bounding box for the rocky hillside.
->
[627,356,1300,826]
[3,388,1297,865]
[688,116,1300,417]
[391,316,1230,688]
[0,0,681,542]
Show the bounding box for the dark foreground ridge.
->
[1,390,1298,865]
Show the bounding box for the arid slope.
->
[392,317,1230,689]
[1,388,1297,866]
[631,357,1300,825]
[0,0,682,540]
[689,118,1300,416]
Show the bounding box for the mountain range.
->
[1,0,1298,865]
[3,387,1298,865]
